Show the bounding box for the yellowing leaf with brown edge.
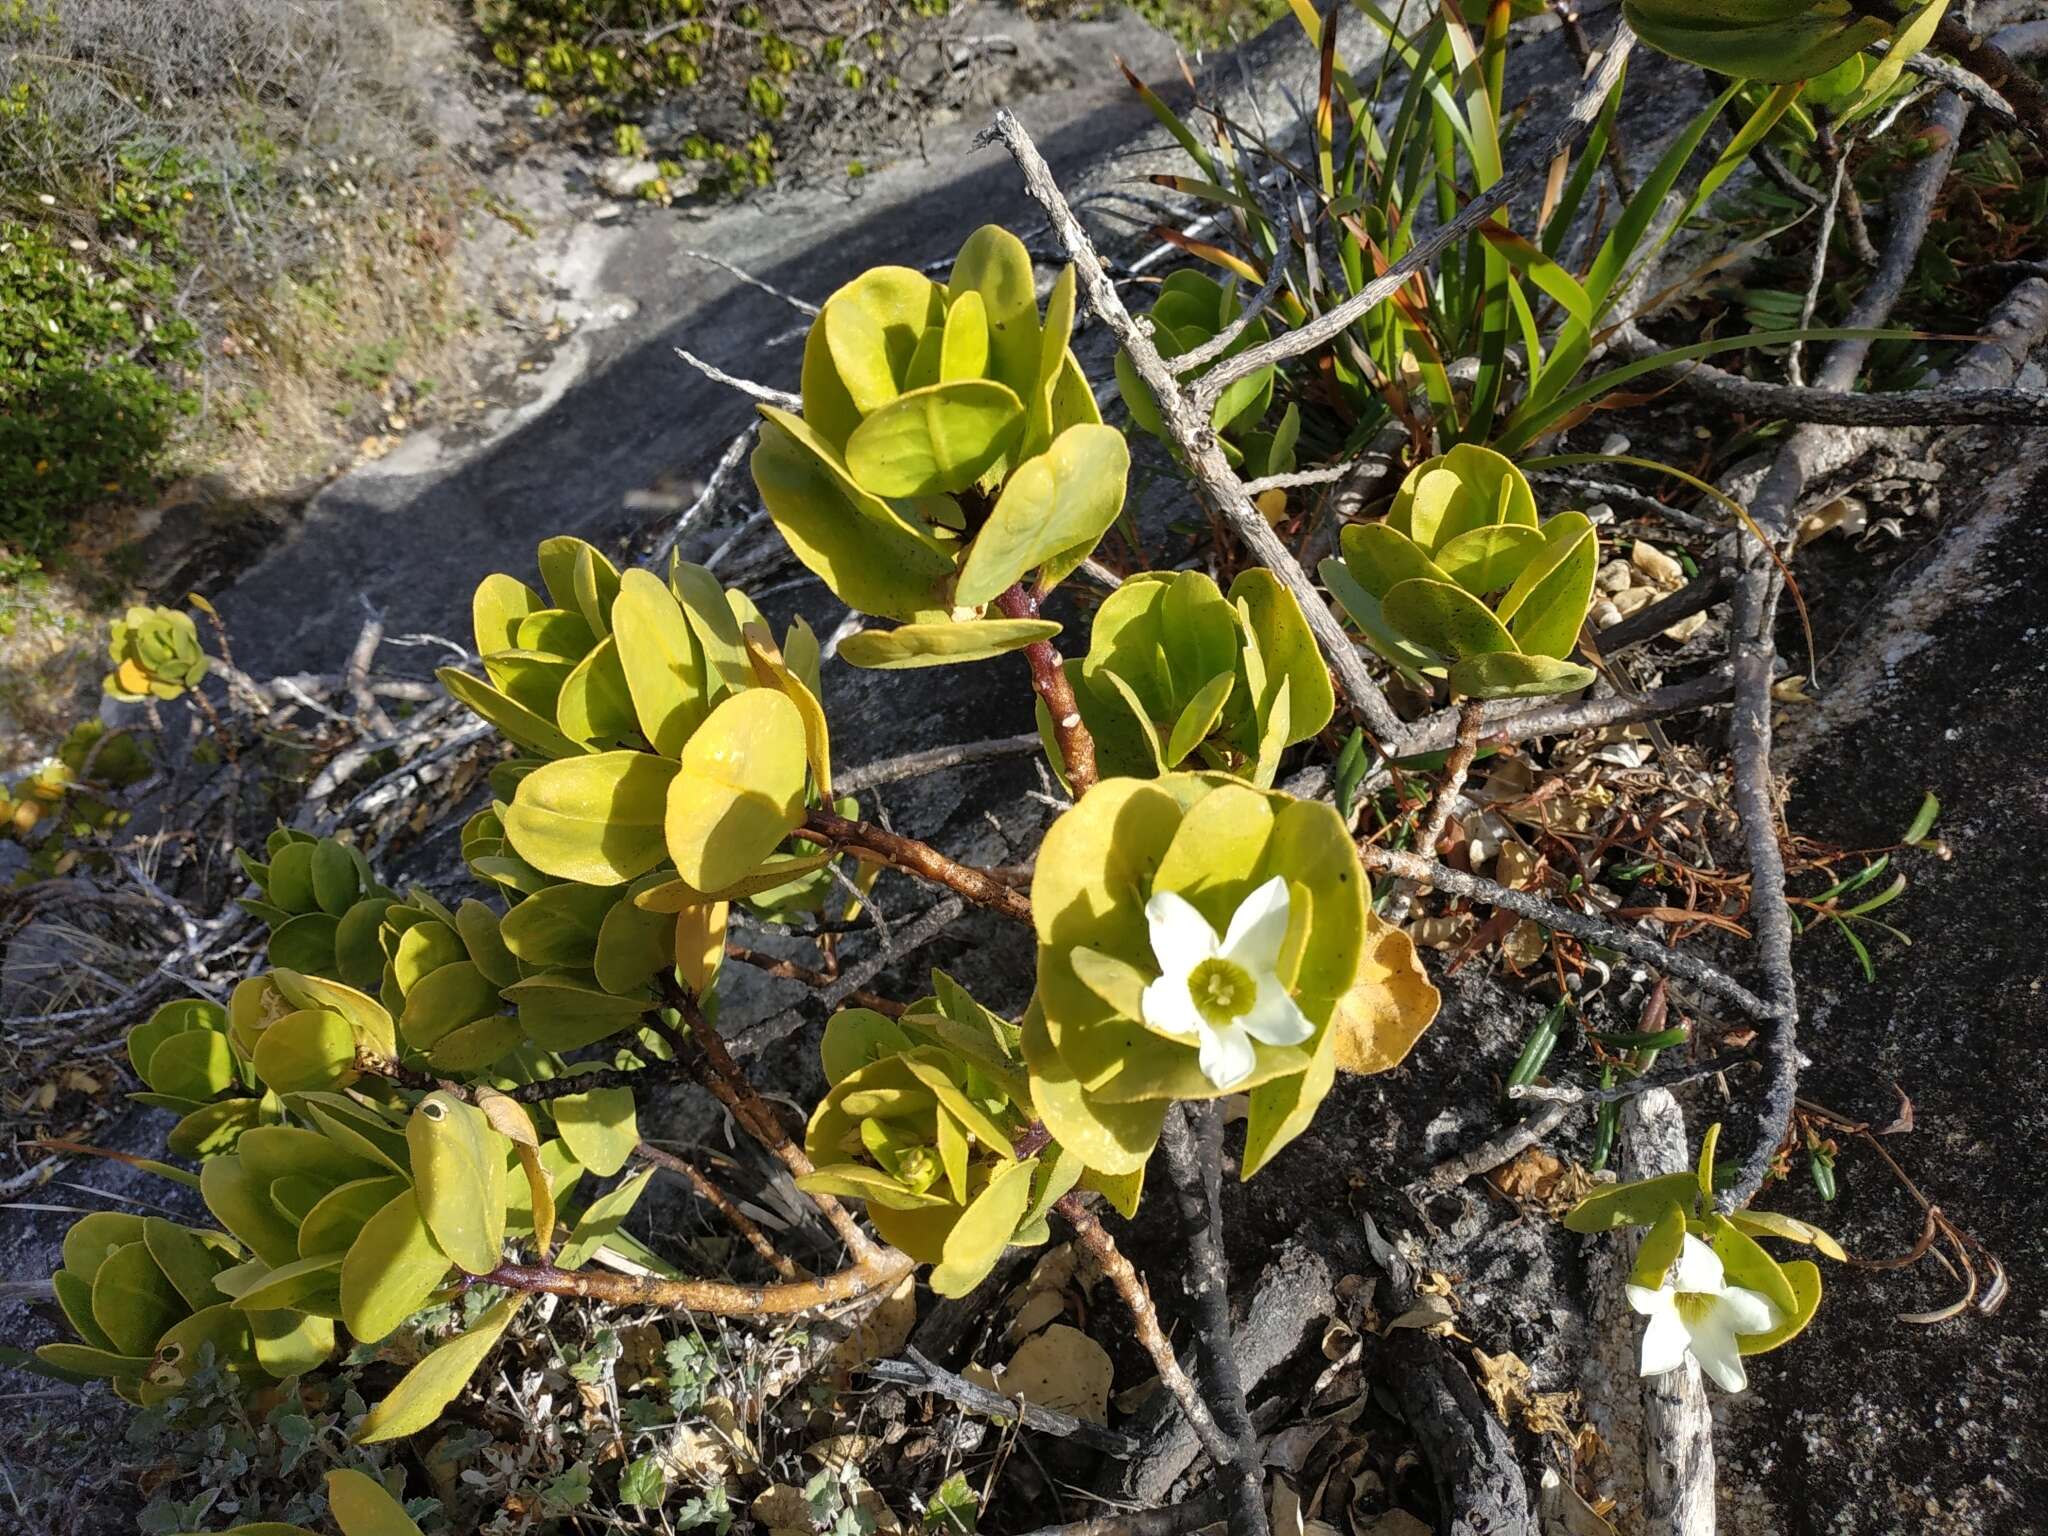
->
[1001,1322,1113,1425]
[1331,920,1440,1075]
[325,1468,424,1536]
[664,689,808,895]
[355,1294,526,1444]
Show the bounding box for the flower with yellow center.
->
[1627,1232,1783,1392]
[1139,875,1313,1090]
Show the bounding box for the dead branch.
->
[1157,1103,1268,1536]
[1412,699,1486,862]
[976,108,1408,749]
[1408,1100,1570,1195]
[1357,843,1786,1022]
[864,1347,1142,1457]
[836,731,1041,793]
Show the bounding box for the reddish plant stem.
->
[636,1140,805,1281]
[803,807,1032,924]
[996,583,1098,794]
[1411,697,1486,863]
[665,980,880,1263]
[1054,1190,1241,1473]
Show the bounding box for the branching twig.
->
[803,807,1032,923]
[1053,1190,1242,1475]
[672,345,801,409]
[837,732,1041,793]
[1357,843,1788,1022]
[977,108,1407,749]
[1412,698,1485,862]
[636,1141,803,1280]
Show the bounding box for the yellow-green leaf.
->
[954,424,1129,606]
[407,1092,509,1276]
[504,750,677,886]
[356,1294,526,1444]
[839,618,1059,670]
[340,1190,450,1343]
[664,689,807,894]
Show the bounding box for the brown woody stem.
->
[802,807,1032,924]
[636,1140,805,1280]
[482,1248,914,1315]
[723,942,906,1017]
[1054,1190,1241,1473]
[665,981,881,1263]
[995,583,1098,794]
[1411,697,1486,862]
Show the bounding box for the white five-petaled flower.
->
[1139,876,1314,1090]
[1627,1232,1783,1393]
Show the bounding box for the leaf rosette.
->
[1058,567,1334,787]
[1025,773,1440,1183]
[104,604,209,701]
[1322,444,1599,701]
[799,983,1082,1296]
[750,224,1129,660]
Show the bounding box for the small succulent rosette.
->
[750,224,1130,667]
[1322,444,1599,701]
[1625,0,1945,112]
[799,978,1082,1296]
[1026,773,1440,1189]
[236,828,393,977]
[104,603,209,701]
[1058,568,1334,788]
[1566,1125,1842,1392]
[1115,270,1288,471]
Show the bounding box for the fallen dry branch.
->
[480,1248,914,1314]
[802,807,1032,923]
[864,1348,1142,1458]
[1356,843,1788,1021]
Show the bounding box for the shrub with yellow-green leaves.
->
[750,224,1130,666]
[1024,772,1441,1189]
[104,603,210,702]
[440,535,833,912]
[236,829,394,977]
[800,976,1083,1295]
[1322,445,1599,701]
[1055,568,1334,788]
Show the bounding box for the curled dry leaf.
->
[994,1322,1115,1425]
